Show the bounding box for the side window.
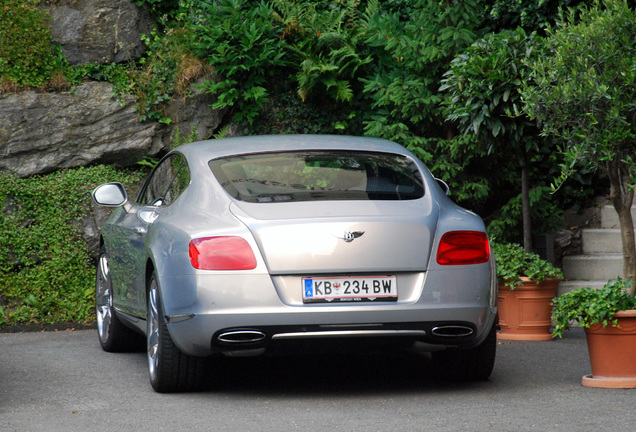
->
[139,153,190,206]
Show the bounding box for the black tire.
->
[147,273,207,393]
[431,322,497,382]
[95,246,139,352]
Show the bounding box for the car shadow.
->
[201,347,483,396]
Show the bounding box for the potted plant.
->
[552,278,636,388]
[494,242,563,341]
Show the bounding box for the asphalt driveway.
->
[0,328,634,431]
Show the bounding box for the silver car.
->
[92,135,497,392]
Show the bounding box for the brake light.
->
[189,236,257,270]
[436,231,490,265]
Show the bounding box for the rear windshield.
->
[209,151,425,203]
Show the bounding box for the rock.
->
[0,75,227,178]
[162,76,229,143]
[0,81,163,177]
[41,0,155,65]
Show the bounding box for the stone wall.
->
[0,0,226,178]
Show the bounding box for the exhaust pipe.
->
[431,325,474,338]
[217,330,267,344]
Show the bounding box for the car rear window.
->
[209,151,425,203]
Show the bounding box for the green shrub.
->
[191,0,287,125]
[0,0,57,88]
[493,242,563,289]
[552,278,636,338]
[0,166,143,327]
[272,0,373,104]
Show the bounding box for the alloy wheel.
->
[96,254,112,344]
[147,278,160,382]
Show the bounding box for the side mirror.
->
[435,178,450,196]
[92,183,129,207]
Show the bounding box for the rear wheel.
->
[147,273,207,392]
[96,247,139,352]
[431,322,496,382]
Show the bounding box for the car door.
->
[108,153,190,318]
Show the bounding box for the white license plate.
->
[302,275,397,303]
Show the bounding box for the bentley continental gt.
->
[92,135,497,392]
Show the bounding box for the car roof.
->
[174,135,413,161]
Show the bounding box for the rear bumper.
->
[166,305,496,357]
[161,264,497,357]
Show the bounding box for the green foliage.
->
[67,21,206,124]
[441,27,557,249]
[551,278,636,338]
[423,134,493,208]
[0,0,57,88]
[359,0,491,210]
[249,78,366,136]
[362,0,482,142]
[487,185,563,241]
[191,0,287,125]
[272,0,373,104]
[0,166,143,327]
[133,23,208,124]
[479,0,591,31]
[83,63,133,102]
[172,125,199,148]
[523,0,636,192]
[493,242,563,289]
[441,28,543,151]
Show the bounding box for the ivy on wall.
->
[0,166,144,327]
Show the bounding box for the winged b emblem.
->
[340,230,365,243]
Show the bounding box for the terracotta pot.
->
[497,277,559,341]
[582,309,636,388]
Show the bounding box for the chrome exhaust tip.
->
[217,330,267,344]
[430,325,474,338]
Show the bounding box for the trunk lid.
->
[230,200,438,274]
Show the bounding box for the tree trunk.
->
[520,155,532,253]
[607,158,636,296]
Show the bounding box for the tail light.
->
[436,231,490,265]
[189,236,257,270]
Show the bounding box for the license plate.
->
[302,275,397,303]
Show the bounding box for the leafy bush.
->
[493,242,563,289]
[272,0,374,104]
[552,278,636,338]
[0,0,57,88]
[191,0,287,125]
[0,166,143,327]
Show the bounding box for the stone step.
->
[557,280,606,297]
[555,204,634,301]
[582,228,636,254]
[562,253,623,281]
[601,205,636,229]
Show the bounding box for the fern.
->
[272,0,372,103]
